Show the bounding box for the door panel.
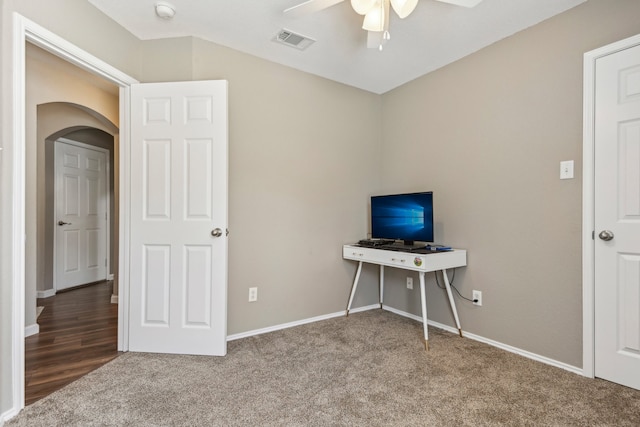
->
[594,43,640,390]
[185,139,213,219]
[63,230,80,272]
[184,245,212,326]
[143,244,171,325]
[144,139,172,219]
[129,80,228,356]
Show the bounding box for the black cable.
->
[434,269,477,303]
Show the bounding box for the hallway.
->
[25,282,119,405]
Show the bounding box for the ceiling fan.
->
[284,0,483,50]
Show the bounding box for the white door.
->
[594,43,640,390]
[55,140,108,290]
[129,80,228,356]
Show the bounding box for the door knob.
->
[211,228,223,237]
[58,221,72,226]
[598,230,614,241]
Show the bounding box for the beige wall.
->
[189,38,383,333]
[141,37,195,82]
[380,0,640,368]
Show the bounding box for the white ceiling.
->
[88,0,586,94]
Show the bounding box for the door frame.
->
[53,138,111,292]
[582,32,640,379]
[9,13,138,415]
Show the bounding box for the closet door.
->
[594,44,640,390]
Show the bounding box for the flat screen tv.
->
[371,192,434,247]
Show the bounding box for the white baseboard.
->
[382,304,423,322]
[382,304,583,376]
[227,303,385,341]
[107,273,114,281]
[36,289,56,299]
[457,327,582,375]
[227,310,349,341]
[110,294,118,304]
[25,323,39,337]
[1,407,20,425]
[348,303,381,314]
[228,303,583,377]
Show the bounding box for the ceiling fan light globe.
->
[362,1,385,31]
[390,0,418,18]
[351,0,376,15]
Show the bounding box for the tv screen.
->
[371,192,434,244]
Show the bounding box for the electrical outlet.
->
[406,277,413,290]
[560,160,574,179]
[248,287,258,302]
[472,290,482,306]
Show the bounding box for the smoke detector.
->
[155,2,176,19]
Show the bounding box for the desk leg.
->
[419,272,429,351]
[379,265,384,309]
[346,261,363,316]
[442,269,463,337]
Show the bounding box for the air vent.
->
[273,29,315,51]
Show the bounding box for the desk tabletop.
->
[343,244,467,273]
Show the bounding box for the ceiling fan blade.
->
[435,0,482,7]
[284,0,346,18]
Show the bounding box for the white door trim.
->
[53,138,111,292]
[582,32,640,379]
[9,13,138,416]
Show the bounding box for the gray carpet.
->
[8,310,640,426]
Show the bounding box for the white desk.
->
[343,244,467,350]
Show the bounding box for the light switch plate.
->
[560,160,574,179]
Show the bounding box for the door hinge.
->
[592,230,595,240]
[105,258,107,267]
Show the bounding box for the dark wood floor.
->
[25,281,119,405]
